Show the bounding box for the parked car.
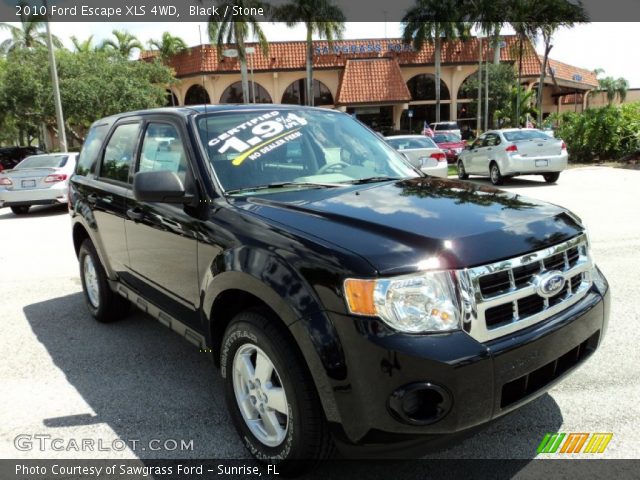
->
[432,132,466,164]
[385,135,448,178]
[0,153,78,214]
[0,146,46,172]
[69,105,608,474]
[457,128,568,185]
[431,121,462,138]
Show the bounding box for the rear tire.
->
[490,162,504,185]
[11,206,29,215]
[221,310,334,475]
[78,239,130,323]
[457,160,469,180]
[543,172,560,183]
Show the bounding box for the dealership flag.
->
[422,121,434,137]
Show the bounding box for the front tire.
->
[457,160,469,180]
[221,310,333,474]
[543,172,560,183]
[11,206,29,215]
[490,162,504,185]
[78,239,130,323]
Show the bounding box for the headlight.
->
[344,271,460,333]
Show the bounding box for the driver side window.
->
[138,123,189,183]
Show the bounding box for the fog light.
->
[388,382,452,425]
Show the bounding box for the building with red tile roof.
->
[144,35,599,133]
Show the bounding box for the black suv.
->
[69,105,609,472]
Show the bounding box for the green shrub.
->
[550,103,640,162]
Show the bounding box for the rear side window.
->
[101,123,140,183]
[76,124,108,176]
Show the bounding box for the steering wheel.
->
[316,161,351,175]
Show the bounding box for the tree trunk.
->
[435,35,441,123]
[239,58,250,104]
[492,35,501,64]
[306,27,314,106]
[516,35,524,126]
[537,39,552,125]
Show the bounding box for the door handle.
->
[126,208,144,221]
[487,147,493,151]
[87,193,97,205]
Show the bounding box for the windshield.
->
[16,155,68,169]
[196,109,418,194]
[503,130,550,141]
[386,137,438,150]
[433,133,462,143]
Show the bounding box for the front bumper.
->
[0,184,68,207]
[305,279,609,452]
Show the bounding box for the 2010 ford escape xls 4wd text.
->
[69,105,610,473]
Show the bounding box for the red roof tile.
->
[541,56,598,88]
[336,58,410,105]
[140,35,597,90]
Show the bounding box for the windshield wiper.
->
[225,181,345,195]
[344,176,402,185]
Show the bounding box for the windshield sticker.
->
[207,111,308,166]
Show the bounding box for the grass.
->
[448,165,457,177]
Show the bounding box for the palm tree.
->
[147,32,188,62]
[597,76,630,105]
[71,35,98,53]
[208,0,270,104]
[0,17,62,55]
[274,0,345,106]
[402,0,470,123]
[100,30,143,58]
[531,0,588,124]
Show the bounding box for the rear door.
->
[466,135,486,173]
[123,117,200,326]
[77,120,142,277]
[481,133,501,171]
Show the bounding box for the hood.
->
[235,177,583,275]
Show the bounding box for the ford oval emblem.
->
[533,271,566,298]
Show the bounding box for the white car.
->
[384,135,448,178]
[457,129,568,185]
[431,121,462,138]
[0,153,78,215]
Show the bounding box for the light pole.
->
[476,34,483,135]
[484,50,489,131]
[44,4,67,152]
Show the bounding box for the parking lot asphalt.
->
[1,167,638,468]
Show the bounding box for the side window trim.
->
[97,120,143,187]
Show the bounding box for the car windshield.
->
[16,155,68,169]
[433,133,462,143]
[503,130,551,141]
[386,137,438,150]
[196,109,419,194]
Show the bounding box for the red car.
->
[433,133,466,164]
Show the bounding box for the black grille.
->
[512,262,540,287]
[543,252,566,271]
[567,247,580,268]
[479,271,511,297]
[570,274,582,292]
[548,284,569,306]
[485,303,514,328]
[500,331,600,408]
[517,295,545,318]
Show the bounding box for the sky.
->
[1,21,638,87]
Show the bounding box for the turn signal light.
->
[0,177,12,186]
[44,173,68,183]
[343,279,376,316]
[561,141,567,150]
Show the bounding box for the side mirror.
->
[133,171,189,204]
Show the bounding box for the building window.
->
[220,81,272,104]
[407,74,450,101]
[184,84,210,105]
[281,79,334,106]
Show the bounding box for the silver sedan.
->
[0,153,78,215]
[384,135,448,178]
[457,129,568,185]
